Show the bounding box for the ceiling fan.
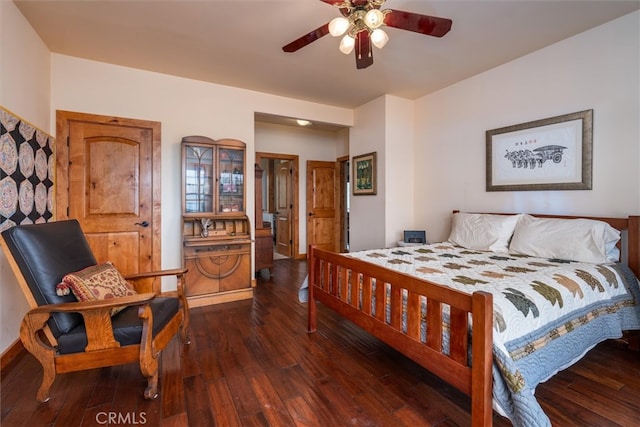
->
[282,0,452,69]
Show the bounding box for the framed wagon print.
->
[486,109,593,192]
[353,152,377,195]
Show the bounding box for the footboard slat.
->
[349,270,358,307]
[374,277,384,320]
[426,299,442,351]
[308,245,493,427]
[330,263,338,297]
[450,307,469,365]
[362,274,372,315]
[389,284,402,330]
[339,266,348,301]
[406,291,421,341]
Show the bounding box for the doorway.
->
[256,152,299,259]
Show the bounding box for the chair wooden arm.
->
[123,270,190,345]
[27,293,157,315]
[124,268,188,280]
[124,268,188,294]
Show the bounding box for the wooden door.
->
[275,160,293,257]
[56,111,161,275]
[306,160,339,253]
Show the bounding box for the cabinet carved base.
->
[183,234,252,307]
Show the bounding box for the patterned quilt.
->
[345,243,640,427]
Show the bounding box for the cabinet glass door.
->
[184,145,214,213]
[218,148,244,214]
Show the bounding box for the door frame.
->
[338,155,349,253]
[255,152,300,259]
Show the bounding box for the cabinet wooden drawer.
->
[184,243,250,258]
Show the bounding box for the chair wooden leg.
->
[143,372,159,400]
[177,274,191,345]
[20,312,56,402]
[138,305,159,399]
[180,323,191,345]
[36,369,55,403]
[179,305,191,345]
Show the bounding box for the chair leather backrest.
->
[2,220,97,337]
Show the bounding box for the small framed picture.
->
[353,152,376,195]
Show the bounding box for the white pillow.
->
[508,214,621,264]
[448,213,520,252]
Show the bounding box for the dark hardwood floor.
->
[2,258,639,426]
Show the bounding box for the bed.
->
[306,212,640,427]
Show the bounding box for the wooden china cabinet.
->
[181,136,252,307]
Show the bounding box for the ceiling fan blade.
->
[384,9,452,37]
[354,31,373,69]
[320,0,348,4]
[282,23,330,53]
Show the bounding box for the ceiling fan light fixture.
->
[282,0,452,69]
[329,17,349,37]
[364,9,384,29]
[339,34,355,54]
[371,28,389,49]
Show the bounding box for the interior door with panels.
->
[56,111,161,276]
[306,160,339,253]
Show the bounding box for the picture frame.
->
[486,109,593,191]
[352,152,377,195]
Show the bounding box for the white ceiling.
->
[14,0,640,111]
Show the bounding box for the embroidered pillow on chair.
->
[56,262,137,314]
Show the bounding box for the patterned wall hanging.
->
[0,106,55,232]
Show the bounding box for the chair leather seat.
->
[57,297,179,354]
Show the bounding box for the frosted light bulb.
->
[364,9,384,29]
[371,29,389,49]
[329,17,349,37]
[339,34,355,54]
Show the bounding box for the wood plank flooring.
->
[1,258,639,426]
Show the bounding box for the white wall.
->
[254,121,346,254]
[384,96,415,246]
[0,3,50,129]
[350,97,387,251]
[414,11,640,243]
[50,54,353,287]
[0,1,51,356]
[348,95,416,250]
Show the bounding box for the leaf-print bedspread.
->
[345,243,640,427]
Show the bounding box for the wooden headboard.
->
[452,211,640,279]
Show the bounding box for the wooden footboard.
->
[308,245,494,427]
